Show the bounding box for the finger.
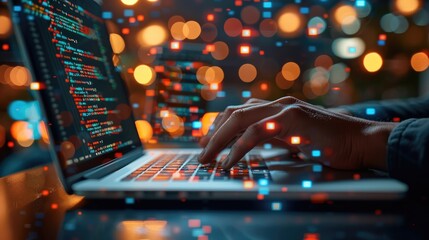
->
[222,117,282,169]
[223,105,306,169]
[198,102,282,164]
[199,101,266,147]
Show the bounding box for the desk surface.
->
[0,165,428,240]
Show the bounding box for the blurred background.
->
[1,0,428,176]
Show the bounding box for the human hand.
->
[198,96,397,171]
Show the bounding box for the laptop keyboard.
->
[121,154,271,182]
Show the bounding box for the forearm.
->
[387,118,429,189]
[339,96,429,121]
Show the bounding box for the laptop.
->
[10,0,407,200]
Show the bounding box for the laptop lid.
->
[10,0,143,191]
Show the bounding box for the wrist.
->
[362,122,398,171]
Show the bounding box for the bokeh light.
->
[281,62,301,81]
[277,6,303,37]
[60,141,75,159]
[0,15,12,38]
[259,19,278,37]
[10,121,34,147]
[333,4,358,25]
[9,66,31,87]
[211,41,229,60]
[275,72,294,90]
[239,64,257,83]
[205,66,224,84]
[332,37,365,59]
[135,120,153,142]
[410,52,429,72]
[314,55,333,70]
[224,18,243,37]
[121,0,139,6]
[363,52,383,73]
[137,24,167,47]
[200,23,218,42]
[170,21,187,40]
[109,33,125,54]
[307,17,327,35]
[183,21,201,40]
[201,112,219,135]
[394,0,421,16]
[329,63,350,84]
[241,5,260,25]
[162,114,183,133]
[134,64,156,85]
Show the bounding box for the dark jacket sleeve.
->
[340,96,429,121]
[340,97,429,189]
[387,119,429,188]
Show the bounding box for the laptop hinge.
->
[83,149,144,180]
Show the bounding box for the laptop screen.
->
[12,0,142,177]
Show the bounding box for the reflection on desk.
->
[62,210,407,240]
[0,165,427,240]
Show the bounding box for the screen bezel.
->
[9,0,144,192]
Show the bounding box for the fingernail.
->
[198,149,206,162]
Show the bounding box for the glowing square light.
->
[308,27,318,36]
[124,9,134,17]
[266,122,276,130]
[209,83,219,90]
[125,197,135,204]
[300,7,309,14]
[263,2,272,8]
[240,45,251,55]
[121,28,130,35]
[348,46,357,53]
[259,187,269,195]
[262,11,272,18]
[271,202,282,211]
[379,34,387,41]
[308,45,316,52]
[146,89,155,96]
[188,219,201,228]
[242,29,251,37]
[192,121,202,129]
[160,110,169,117]
[312,165,323,172]
[366,107,376,115]
[2,43,10,51]
[203,225,212,234]
[311,150,321,157]
[291,136,301,145]
[205,44,215,52]
[170,41,181,50]
[302,180,312,188]
[263,143,272,149]
[102,11,112,19]
[217,91,226,97]
[30,82,42,90]
[242,91,251,98]
[355,0,366,7]
[207,14,214,21]
[258,178,269,186]
[243,180,255,189]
